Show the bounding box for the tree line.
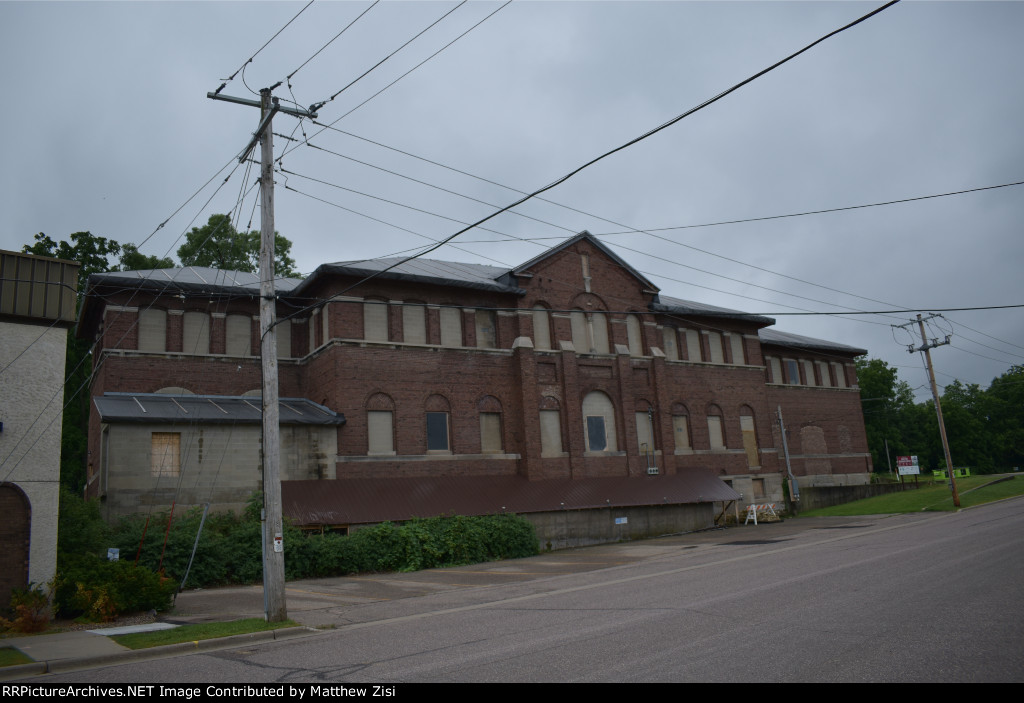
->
[856,357,1023,475]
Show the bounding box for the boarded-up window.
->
[570,311,588,352]
[672,414,691,449]
[367,411,394,455]
[309,310,319,351]
[138,308,167,352]
[540,410,562,456]
[729,334,745,365]
[426,412,450,452]
[591,313,609,354]
[403,305,426,345]
[635,411,655,456]
[321,303,330,344]
[440,307,462,347]
[532,306,551,350]
[707,415,725,451]
[225,314,251,356]
[151,433,180,477]
[802,360,816,387]
[832,362,847,388]
[817,361,832,387]
[740,415,759,468]
[475,310,496,348]
[684,329,702,362]
[769,357,783,384]
[582,391,616,451]
[662,327,679,360]
[752,478,766,499]
[276,319,292,359]
[480,413,502,453]
[626,315,643,357]
[364,301,388,341]
[707,331,724,364]
[183,312,210,354]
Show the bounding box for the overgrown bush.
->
[53,555,175,621]
[0,584,52,633]
[107,493,539,590]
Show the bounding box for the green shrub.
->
[54,555,175,621]
[0,583,52,633]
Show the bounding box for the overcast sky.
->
[2,1,1021,400]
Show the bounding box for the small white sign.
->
[273,534,283,553]
[897,455,920,475]
[615,517,628,525]
[107,548,119,561]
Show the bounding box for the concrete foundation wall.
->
[523,503,715,551]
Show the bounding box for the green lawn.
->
[0,647,34,667]
[799,475,1023,517]
[110,618,300,650]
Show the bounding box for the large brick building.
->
[78,232,870,546]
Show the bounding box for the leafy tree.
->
[856,357,916,471]
[176,214,299,277]
[119,243,174,271]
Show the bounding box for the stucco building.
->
[0,249,79,608]
[78,233,870,546]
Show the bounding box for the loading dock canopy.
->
[93,393,346,426]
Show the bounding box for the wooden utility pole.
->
[914,313,960,508]
[207,87,316,622]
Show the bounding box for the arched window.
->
[183,311,210,354]
[582,390,617,452]
[706,404,725,451]
[478,395,503,454]
[367,393,396,455]
[138,308,166,352]
[425,394,452,453]
[570,310,609,354]
[671,402,691,451]
[539,396,563,456]
[634,400,655,456]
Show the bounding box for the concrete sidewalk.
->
[0,515,885,680]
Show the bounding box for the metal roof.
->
[652,295,775,325]
[510,231,659,292]
[758,328,867,356]
[93,393,345,425]
[305,257,523,295]
[87,267,303,293]
[282,470,740,526]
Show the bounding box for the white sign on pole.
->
[896,455,920,476]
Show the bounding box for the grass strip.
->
[0,647,34,667]
[110,618,299,650]
[799,475,1023,517]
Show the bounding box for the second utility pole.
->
[914,313,960,508]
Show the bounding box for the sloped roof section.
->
[653,295,775,326]
[86,267,303,293]
[508,231,658,292]
[282,470,740,526]
[759,328,867,356]
[94,393,345,425]
[305,257,523,295]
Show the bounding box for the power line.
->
[286,1,380,82]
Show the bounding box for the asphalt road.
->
[42,498,1024,683]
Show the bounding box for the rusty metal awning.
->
[282,469,741,526]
